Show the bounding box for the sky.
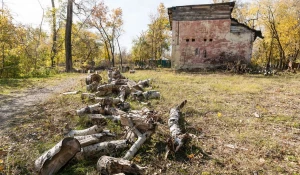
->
[4,0,214,51]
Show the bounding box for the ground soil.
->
[0,74,86,131]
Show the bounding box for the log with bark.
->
[65,125,103,137]
[62,91,80,95]
[96,84,120,96]
[118,85,130,102]
[86,73,102,85]
[34,137,81,175]
[142,90,160,100]
[76,140,128,159]
[97,156,146,175]
[123,117,153,160]
[81,93,96,101]
[166,100,189,156]
[86,81,99,92]
[86,114,121,125]
[120,109,156,133]
[74,132,115,147]
[137,79,151,88]
[76,103,103,116]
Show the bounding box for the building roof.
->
[167,2,263,40]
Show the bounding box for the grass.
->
[1,69,300,174]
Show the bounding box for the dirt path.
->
[0,74,86,129]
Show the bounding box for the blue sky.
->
[5,0,214,50]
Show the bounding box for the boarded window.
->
[195,48,199,55]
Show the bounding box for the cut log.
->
[108,70,113,83]
[62,91,80,95]
[86,81,99,92]
[34,137,81,175]
[97,156,146,175]
[76,140,128,159]
[111,79,128,85]
[137,79,150,88]
[74,132,115,147]
[81,93,96,101]
[167,100,189,153]
[95,97,121,106]
[66,125,103,137]
[112,70,126,80]
[76,103,102,116]
[86,73,102,85]
[123,118,153,160]
[142,90,160,100]
[120,111,156,133]
[86,114,121,124]
[118,85,130,102]
[96,84,120,96]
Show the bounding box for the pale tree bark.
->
[74,132,115,147]
[166,100,189,157]
[34,137,81,175]
[65,125,103,137]
[97,156,146,175]
[76,140,128,159]
[65,0,73,72]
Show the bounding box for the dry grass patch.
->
[0,69,299,174]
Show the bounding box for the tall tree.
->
[50,0,57,67]
[65,0,73,72]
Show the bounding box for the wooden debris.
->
[74,132,115,147]
[123,117,153,160]
[167,100,189,154]
[96,84,120,96]
[76,140,128,159]
[86,73,102,85]
[120,110,156,133]
[129,70,135,73]
[86,81,99,92]
[34,137,81,175]
[142,90,160,100]
[65,125,103,137]
[62,91,80,95]
[81,93,96,100]
[86,114,121,124]
[97,156,145,175]
[137,79,151,88]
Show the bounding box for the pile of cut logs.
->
[34,69,188,175]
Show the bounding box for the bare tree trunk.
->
[51,0,57,67]
[65,0,73,72]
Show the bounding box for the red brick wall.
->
[172,19,254,70]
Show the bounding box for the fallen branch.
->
[97,156,146,175]
[76,140,128,159]
[142,90,160,100]
[120,112,156,133]
[86,114,120,124]
[86,81,99,92]
[167,100,189,155]
[123,117,154,160]
[62,91,80,95]
[75,132,115,147]
[34,137,81,174]
[65,125,103,137]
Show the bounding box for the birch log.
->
[86,81,99,92]
[97,156,146,175]
[86,73,102,85]
[74,132,115,147]
[96,84,120,96]
[168,100,189,152]
[65,125,103,137]
[137,79,151,88]
[34,137,81,175]
[123,118,153,160]
[142,90,160,100]
[76,140,128,159]
[81,93,96,101]
[86,114,120,125]
[120,113,155,133]
[76,103,102,116]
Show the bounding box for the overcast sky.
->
[5,0,214,50]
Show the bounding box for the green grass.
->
[1,69,300,174]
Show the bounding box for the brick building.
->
[168,2,263,70]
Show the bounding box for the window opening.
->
[186,39,189,42]
[192,39,195,42]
